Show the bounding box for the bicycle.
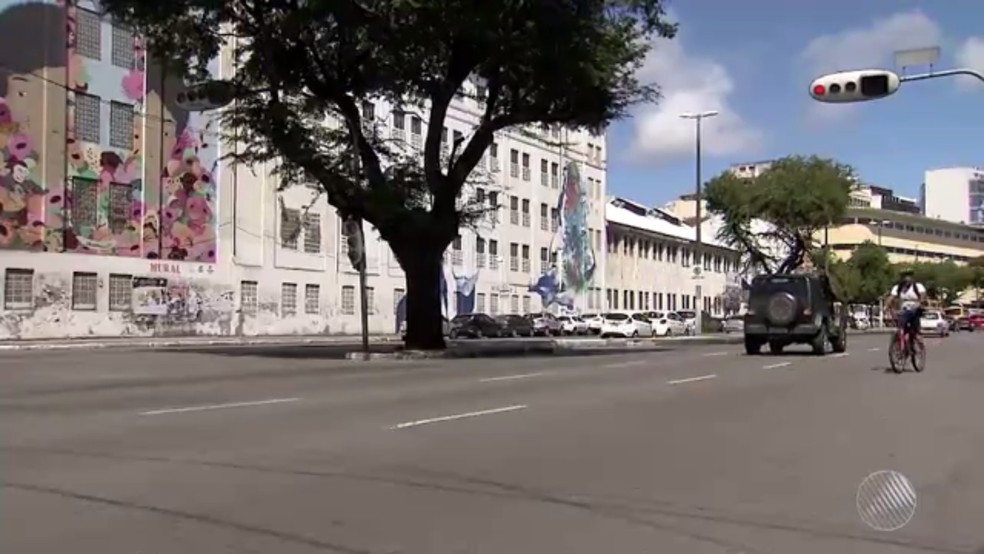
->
[888,313,926,373]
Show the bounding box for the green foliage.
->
[848,241,893,304]
[892,260,974,306]
[705,155,855,274]
[100,0,677,242]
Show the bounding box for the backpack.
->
[894,280,913,297]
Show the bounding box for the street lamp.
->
[680,110,719,337]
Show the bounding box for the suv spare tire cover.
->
[767,292,798,325]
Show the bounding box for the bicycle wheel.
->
[911,337,926,373]
[888,337,905,373]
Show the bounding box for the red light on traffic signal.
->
[813,84,826,96]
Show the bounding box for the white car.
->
[600,312,653,338]
[920,310,950,336]
[558,315,589,335]
[677,310,697,333]
[580,313,605,334]
[648,311,687,337]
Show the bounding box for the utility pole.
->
[345,132,370,358]
[680,111,719,336]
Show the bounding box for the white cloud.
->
[627,37,763,165]
[799,10,942,125]
[955,37,984,90]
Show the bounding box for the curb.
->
[0,336,402,352]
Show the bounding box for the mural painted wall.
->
[530,160,597,309]
[393,263,479,334]
[0,0,219,260]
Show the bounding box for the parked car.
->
[722,315,744,333]
[969,313,984,331]
[526,312,563,336]
[579,313,605,335]
[644,311,687,336]
[495,314,534,337]
[449,313,505,338]
[677,310,697,333]
[401,317,452,340]
[920,310,950,337]
[558,315,589,335]
[600,312,653,338]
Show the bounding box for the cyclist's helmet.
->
[900,268,914,278]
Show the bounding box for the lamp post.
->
[680,111,719,336]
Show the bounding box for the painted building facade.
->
[0,0,609,339]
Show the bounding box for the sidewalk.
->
[0,334,402,352]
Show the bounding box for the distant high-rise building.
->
[923,167,984,225]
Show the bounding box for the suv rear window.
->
[751,275,809,299]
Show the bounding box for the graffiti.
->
[0,96,46,249]
[160,126,217,261]
[531,161,596,309]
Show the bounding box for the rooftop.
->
[606,197,733,249]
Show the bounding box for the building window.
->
[303,284,320,314]
[476,237,486,268]
[74,93,101,143]
[108,183,131,233]
[281,283,297,315]
[241,281,258,313]
[550,207,559,231]
[540,159,549,186]
[3,268,33,310]
[109,102,134,149]
[76,8,102,60]
[521,152,531,181]
[490,293,499,314]
[521,199,530,227]
[509,242,519,271]
[510,196,519,225]
[489,142,499,171]
[108,273,132,311]
[550,162,559,187]
[111,23,134,68]
[451,236,464,265]
[393,288,405,315]
[280,207,300,249]
[410,116,422,149]
[540,247,549,272]
[71,177,99,228]
[366,287,376,314]
[511,294,519,313]
[71,272,98,311]
[521,244,530,273]
[540,203,548,231]
[522,295,531,313]
[489,240,499,270]
[509,149,519,177]
[303,212,321,253]
[477,293,486,313]
[341,285,356,315]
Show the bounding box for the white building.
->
[923,167,984,225]
[0,39,608,341]
[604,197,741,315]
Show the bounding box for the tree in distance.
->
[99,0,678,349]
[705,155,855,275]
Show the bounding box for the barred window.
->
[522,295,531,313]
[108,273,132,311]
[240,281,258,313]
[281,283,297,315]
[71,272,98,311]
[3,268,34,310]
[109,102,134,149]
[303,213,321,253]
[74,93,101,143]
[72,178,99,228]
[111,23,134,68]
[305,284,320,314]
[108,183,131,233]
[341,285,355,315]
[476,293,486,313]
[76,8,102,60]
[280,208,300,249]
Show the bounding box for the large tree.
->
[848,241,893,304]
[100,0,677,349]
[705,155,855,275]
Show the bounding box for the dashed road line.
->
[763,362,791,369]
[667,374,717,385]
[389,405,528,430]
[601,360,649,368]
[868,347,881,352]
[702,352,729,357]
[480,372,546,382]
[140,397,300,416]
[831,352,850,358]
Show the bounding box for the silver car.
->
[722,315,744,333]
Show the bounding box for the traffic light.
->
[175,80,236,111]
[809,70,901,103]
[343,217,365,270]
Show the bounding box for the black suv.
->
[743,273,847,355]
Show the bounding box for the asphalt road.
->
[3,332,983,553]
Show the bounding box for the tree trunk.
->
[398,244,447,350]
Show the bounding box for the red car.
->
[968,314,984,330]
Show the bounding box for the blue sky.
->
[608,0,984,208]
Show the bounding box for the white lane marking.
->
[667,374,717,385]
[702,352,729,357]
[140,397,300,416]
[389,405,527,430]
[868,347,881,352]
[480,372,546,382]
[763,362,791,369]
[601,360,649,368]
[831,352,850,358]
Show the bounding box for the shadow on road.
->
[5,446,968,554]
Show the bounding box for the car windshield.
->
[924,312,940,320]
[558,316,571,322]
[605,313,629,321]
[495,316,510,323]
[582,313,597,319]
[678,311,696,319]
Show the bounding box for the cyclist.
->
[887,268,927,346]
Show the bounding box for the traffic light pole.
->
[898,68,984,85]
